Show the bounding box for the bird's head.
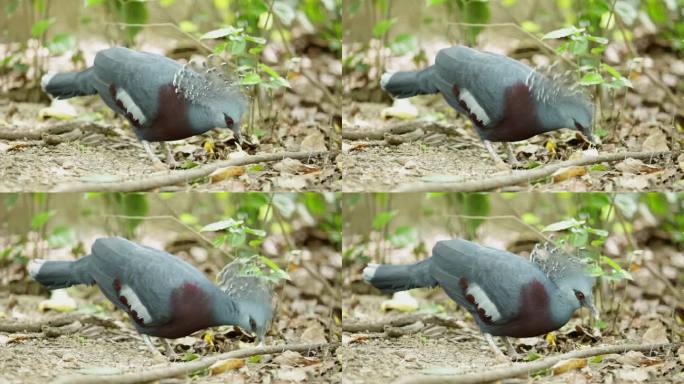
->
[176,64,246,142]
[531,242,598,319]
[216,258,274,344]
[237,296,273,344]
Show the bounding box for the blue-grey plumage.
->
[363,238,596,341]
[381,45,595,163]
[28,237,273,345]
[41,47,246,164]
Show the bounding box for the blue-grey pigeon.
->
[28,237,272,358]
[363,238,597,359]
[41,47,246,167]
[381,45,595,165]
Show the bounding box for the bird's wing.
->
[430,239,549,324]
[92,47,181,125]
[433,46,533,127]
[89,237,211,327]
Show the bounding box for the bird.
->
[363,238,597,360]
[41,47,246,167]
[380,45,595,166]
[28,236,272,359]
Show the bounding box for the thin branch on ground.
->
[54,342,335,384]
[0,313,117,333]
[53,150,331,192]
[343,314,465,333]
[394,150,677,192]
[0,121,108,140]
[392,342,680,384]
[342,120,447,141]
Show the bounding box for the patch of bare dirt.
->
[342,101,682,192]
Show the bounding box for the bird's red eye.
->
[574,290,585,301]
[225,115,234,126]
[249,317,257,331]
[574,121,584,131]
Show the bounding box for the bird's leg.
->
[160,142,177,169]
[141,334,165,361]
[160,338,177,361]
[141,140,164,169]
[483,140,509,170]
[484,333,508,362]
[501,336,520,361]
[505,143,521,167]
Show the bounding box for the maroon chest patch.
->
[147,282,214,339]
[502,279,555,337]
[141,84,195,142]
[480,82,544,142]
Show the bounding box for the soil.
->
[341,102,683,192]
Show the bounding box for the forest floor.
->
[0,46,340,192]
[341,237,683,383]
[341,45,684,193]
[0,233,341,383]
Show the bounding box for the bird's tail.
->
[380,66,439,98]
[363,258,437,292]
[28,257,93,290]
[41,67,97,99]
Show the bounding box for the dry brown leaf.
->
[274,158,320,174]
[301,131,327,152]
[615,158,663,174]
[210,358,245,375]
[300,322,327,344]
[276,367,308,382]
[552,358,587,375]
[210,166,245,182]
[552,166,587,182]
[641,130,669,152]
[274,350,321,367]
[642,321,669,344]
[616,175,651,190]
[617,368,650,382]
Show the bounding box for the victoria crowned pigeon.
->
[41,47,246,167]
[380,45,594,165]
[363,238,597,359]
[28,237,272,358]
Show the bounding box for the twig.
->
[392,342,680,384]
[394,150,676,192]
[343,314,464,333]
[343,120,444,141]
[0,121,107,140]
[54,342,334,384]
[0,314,116,333]
[53,150,331,192]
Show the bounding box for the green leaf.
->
[239,72,262,85]
[273,1,296,26]
[541,218,584,232]
[31,211,54,230]
[179,213,198,225]
[259,255,291,280]
[372,19,396,38]
[31,18,55,38]
[200,26,242,40]
[372,211,396,231]
[179,20,199,33]
[201,218,243,232]
[579,72,604,85]
[228,232,246,246]
[600,63,623,79]
[542,26,583,40]
[389,33,417,55]
[521,21,541,33]
[47,33,75,55]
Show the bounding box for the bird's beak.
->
[587,302,599,320]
